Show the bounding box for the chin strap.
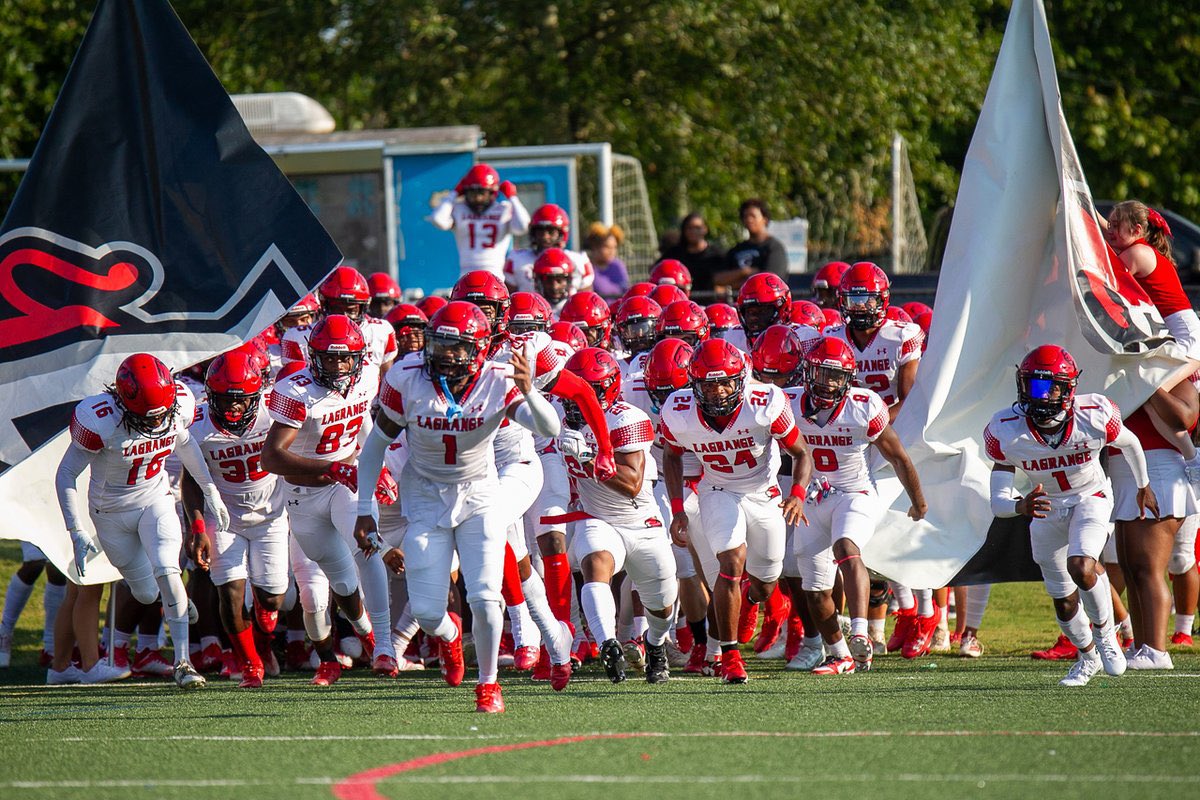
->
[439,375,465,420]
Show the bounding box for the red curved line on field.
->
[331,733,655,800]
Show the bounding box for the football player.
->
[559,291,613,350]
[429,163,530,278]
[612,296,662,382]
[367,272,401,320]
[504,205,593,297]
[384,303,429,357]
[810,261,850,310]
[985,345,1153,686]
[649,259,693,296]
[56,354,232,688]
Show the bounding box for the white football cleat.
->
[848,634,874,672]
[47,665,84,685]
[173,660,207,689]
[1126,645,1174,670]
[959,633,984,658]
[756,630,789,660]
[1059,653,1101,687]
[81,660,131,684]
[931,627,951,652]
[1092,625,1127,676]
[785,640,825,672]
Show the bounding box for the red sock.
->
[764,584,788,620]
[500,543,526,606]
[231,626,262,670]
[543,554,571,622]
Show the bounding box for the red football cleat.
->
[737,581,758,644]
[1031,634,1079,661]
[531,646,551,681]
[887,608,917,653]
[373,654,399,677]
[549,662,571,692]
[193,642,224,673]
[1170,631,1194,647]
[356,630,376,661]
[754,613,784,654]
[439,614,465,687]
[253,599,278,634]
[238,662,264,689]
[38,649,53,668]
[285,640,313,671]
[513,645,539,671]
[675,625,694,655]
[683,643,708,674]
[311,660,341,686]
[111,644,131,671]
[721,649,748,684]
[785,616,805,662]
[811,654,855,675]
[902,612,938,659]
[475,682,505,713]
[132,648,174,677]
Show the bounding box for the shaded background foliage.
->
[1,1,1197,241]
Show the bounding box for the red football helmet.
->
[1016,345,1079,425]
[507,291,554,335]
[643,338,694,412]
[548,320,589,353]
[417,295,449,319]
[902,301,933,319]
[688,338,746,417]
[821,307,844,328]
[656,300,710,347]
[790,299,826,331]
[308,314,367,394]
[452,270,511,339]
[838,262,890,331]
[319,266,371,322]
[913,310,933,348]
[811,261,851,309]
[205,351,264,435]
[649,259,693,295]
[623,281,656,302]
[424,301,491,381]
[737,272,792,337]
[559,291,612,349]
[751,324,805,387]
[529,203,570,251]
[803,336,857,409]
[613,296,662,356]
[704,303,740,338]
[385,303,429,354]
[234,336,272,388]
[276,292,320,335]
[649,283,688,310]
[564,347,623,414]
[113,353,179,436]
[533,248,574,303]
[367,272,400,302]
[885,306,912,324]
[458,163,500,214]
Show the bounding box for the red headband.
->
[1147,208,1173,238]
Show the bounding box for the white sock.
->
[347,607,371,637]
[1078,573,1115,632]
[965,584,992,629]
[850,617,868,638]
[581,582,618,644]
[165,616,189,664]
[470,600,503,685]
[42,581,65,652]
[915,589,934,617]
[1056,605,1093,650]
[392,603,420,653]
[645,611,672,646]
[867,619,885,641]
[1,574,35,635]
[506,601,537,649]
[829,637,851,658]
[155,575,191,664]
[113,630,133,651]
[1175,614,1195,635]
[890,582,914,611]
[632,615,649,640]
[521,573,567,662]
[369,609,395,658]
[428,613,459,643]
[706,636,722,659]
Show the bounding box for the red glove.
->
[499,180,517,199]
[375,466,399,506]
[326,462,358,493]
[593,451,617,483]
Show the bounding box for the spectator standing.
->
[661,213,726,294]
[586,222,630,299]
[715,199,788,290]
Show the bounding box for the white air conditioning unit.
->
[230,92,335,136]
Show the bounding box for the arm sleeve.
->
[175,429,218,490]
[508,196,530,235]
[429,196,455,230]
[989,468,1021,518]
[549,369,613,457]
[56,445,98,532]
[512,389,561,438]
[356,424,393,516]
[1109,424,1151,487]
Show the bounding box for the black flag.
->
[0,0,341,472]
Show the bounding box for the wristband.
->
[190,518,207,536]
[789,484,805,499]
[670,497,685,515]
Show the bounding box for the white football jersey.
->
[825,319,923,407]
[280,316,398,388]
[491,331,566,466]
[503,248,595,297]
[984,393,1122,504]
[267,366,379,463]
[68,383,198,512]
[659,383,796,494]
[623,371,702,477]
[378,353,522,484]
[429,196,530,277]
[618,351,651,392]
[788,386,888,493]
[191,397,282,524]
[560,400,662,529]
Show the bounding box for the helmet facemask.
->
[840,289,885,330]
[739,303,780,337]
[112,391,178,438]
[424,332,481,381]
[693,374,744,418]
[805,362,853,408]
[530,224,564,252]
[208,390,260,435]
[464,187,497,215]
[536,273,571,304]
[323,297,366,324]
[618,318,657,356]
[1016,371,1075,427]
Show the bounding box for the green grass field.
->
[1,540,1198,800]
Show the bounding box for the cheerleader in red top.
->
[1105,201,1200,479]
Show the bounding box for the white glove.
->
[559,428,594,462]
[202,486,231,532]
[70,529,100,577]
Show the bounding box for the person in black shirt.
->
[714,199,789,291]
[660,213,726,294]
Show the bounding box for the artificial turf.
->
[1,541,1197,800]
